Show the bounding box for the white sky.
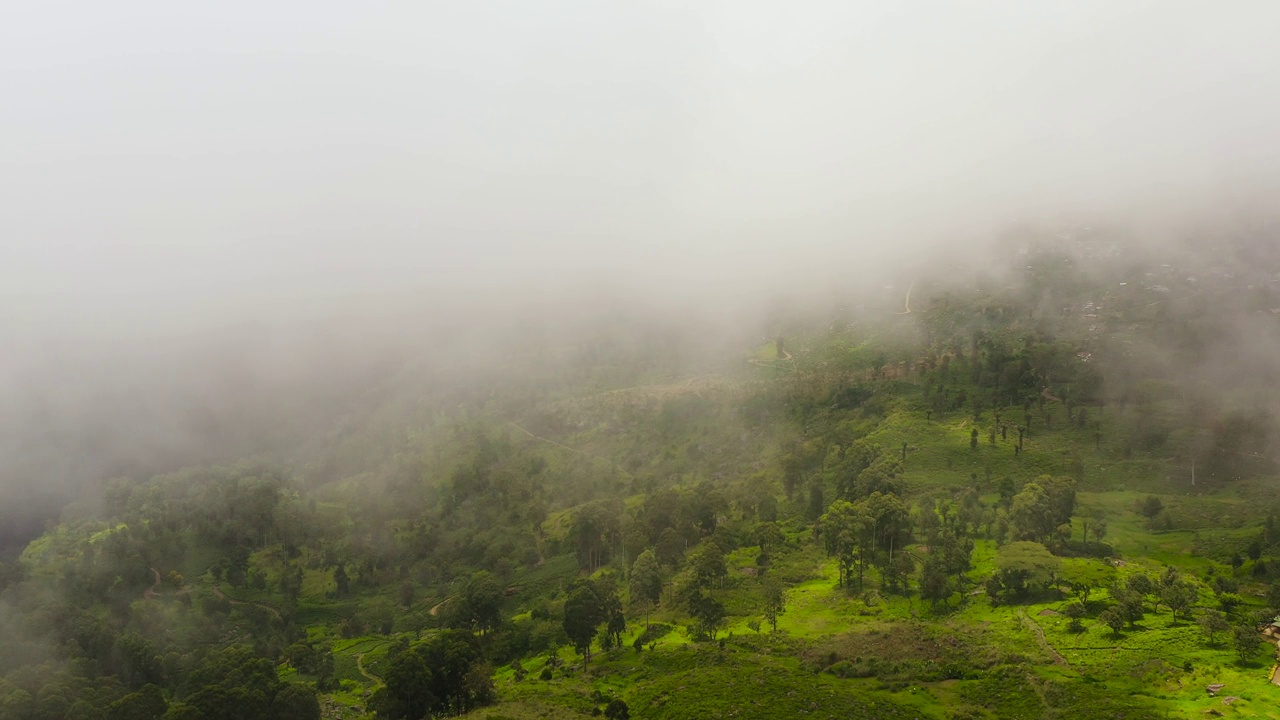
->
[2,1,1279,328]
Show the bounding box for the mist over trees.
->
[3,3,1280,719]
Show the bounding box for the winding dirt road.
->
[895,281,916,315]
[143,567,161,600]
[428,596,452,617]
[212,584,283,621]
[356,653,382,685]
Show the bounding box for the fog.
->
[3,1,1280,553]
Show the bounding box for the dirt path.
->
[428,596,453,617]
[142,567,195,599]
[1018,610,1067,666]
[507,421,633,479]
[356,653,382,685]
[747,346,793,368]
[212,584,283,621]
[895,281,916,315]
[143,567,161,600]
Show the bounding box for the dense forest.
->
[6,233,1280,720]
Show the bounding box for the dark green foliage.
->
[283,642,334,680]
[654,528,685,568]
[371,645,435,720]
[455,571,504,634]
[604,697,630,720]
[105,684,167,720]
[177,646,318,720]
[1137,495,1164,526]
[1008,476,1075,543]
[689,542,727,588]
[1125,573,1153,598]
[1099,606,1125,637]
[633,622,674,647]
[920,556,951,608]
[111,634,165,690]
[370,630,493,719]
[687,592,726,641]
[989,542,1059,600]
[1266,581,1280,612]
[279,565,303,602]
[595,578,626,651]
[806,483,825,521]
[628,549,663,607]
[333,565,351,599]
[570,502,621,571]
[1210,575,1237,595]
[272,684,321,720]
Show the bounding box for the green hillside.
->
[4,248,1280,720]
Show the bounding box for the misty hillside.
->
[8,238,1280,719]
[7,3,1280,720]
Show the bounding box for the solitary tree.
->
[1126,574,1154,607]
[1092,517,1108,546]
[920,556,951,609]
[333,565,351,599]
[688,592,726,641]
[1198,610,1229,646]
[1137,496,1164,528]
[1099,606,1125,637]
[629,549,663,609]
[1232,624,1263,664]
[763,579,786,632]
[1063,601,1087,632]
[989,541,1060,599]
[563,585,606,664]
[1162,580,1199,622]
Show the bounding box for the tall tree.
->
[689,542,727,589]
[458,571,504,635]
[1232,624,1263,664]
[688,592,726,641]
[819,500,871,589]
[763,579,786,632]
[920,555,951,608]
[570,503,621,571]
[752,521,785,554]
[333,565,351,599]
[563,585,606,663]
[1198,610,1229,646]
[629,549,663,608]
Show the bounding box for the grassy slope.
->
[443,362,1280,720]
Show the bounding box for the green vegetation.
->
[4,245,1280,719]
